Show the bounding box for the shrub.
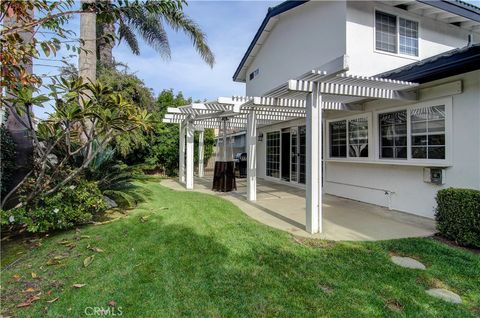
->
[1,180,107,233]
[435,188,480,247]
[0,123,16,197]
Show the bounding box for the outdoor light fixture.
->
[258,133,263,142]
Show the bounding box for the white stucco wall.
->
[245,1,347,97]
[346,1,479,75]
[255,71,480,218]
[325,72,480,218]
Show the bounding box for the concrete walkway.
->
[161,177,436,241]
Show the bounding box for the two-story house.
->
[165,0,480,235]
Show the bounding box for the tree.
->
[96,0,215,68]
[0,78,153,209]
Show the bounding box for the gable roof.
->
[379,43,480,83]
[233,0,480,83]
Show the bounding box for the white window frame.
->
[373,9,420,59]
[326,113,373,161]
[373,97,453,166]
[265,130,281,179]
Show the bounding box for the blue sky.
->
[34,1,280,118]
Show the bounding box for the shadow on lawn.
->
[100,220,470,317]
[3,202,478,317]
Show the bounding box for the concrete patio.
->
[161,177,436,241]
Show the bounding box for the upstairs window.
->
[249,68,259,81]
[375,11,419,57]
[375,11,397,53]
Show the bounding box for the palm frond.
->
[161,9,215,67]
[118,18,140,55]
[121,7,171,59]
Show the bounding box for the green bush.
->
[1,123,16,197]
[435,188,480,247]
[1,180,107,233]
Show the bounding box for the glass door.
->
[299,126,306,184]
[290,127,298,183]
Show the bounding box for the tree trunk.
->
[3,10,34,197]
[78,0,96,153]
[97,21,115,68]
[79,0,97,83]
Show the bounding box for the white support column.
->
[198,130,205,178]
[179,122,185,184]
[246,111,257,201]
[186,120,194,190]
[305,82,323,234]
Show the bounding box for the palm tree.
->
[79,0,97,82]
[97,1,215,68]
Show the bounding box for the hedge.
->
[435,188,480,248]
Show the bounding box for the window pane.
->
[376,11,397,53]
[348,117,368,157]
[411,105,446,159]
[329,120,347,158]
[379,110,407,159]
[399,18,418,56]
[266,132,280,178]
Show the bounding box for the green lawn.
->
[1,181,479,317]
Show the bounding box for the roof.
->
[418,0,480,22]
[379,43,480,83]
[233,0,480,83]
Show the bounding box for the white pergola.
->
[163,55,418,234]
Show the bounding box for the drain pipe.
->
[385,191,394,210]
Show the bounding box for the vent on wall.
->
[249,68,259,81]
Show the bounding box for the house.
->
[164,0,480,234]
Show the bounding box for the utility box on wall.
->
[423,168,445,185]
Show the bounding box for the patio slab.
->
[161,177,436,241]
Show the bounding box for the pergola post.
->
[179,122,185,184]
[306,82,323,234]
[186,120,194,190]
[246,111,257,201]
[198,130,205,178]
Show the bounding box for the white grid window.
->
[329,117,369,159]
[375,11,397,53]
[411,105,445,159]
[349,118,369,158]
[399,18,418,56]
[379,111,407,159]
[329,120,347,158]
[266,131,280,178]
[375,11,419,57]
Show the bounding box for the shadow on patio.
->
[161,177,436,241]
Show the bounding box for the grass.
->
[1,181,479,317]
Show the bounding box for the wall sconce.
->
[257,133,263,142]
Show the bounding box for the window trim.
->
[373,97,453,165]
[373,9,421,59]
[326,113,373,161]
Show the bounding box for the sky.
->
[34,1,281,119]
